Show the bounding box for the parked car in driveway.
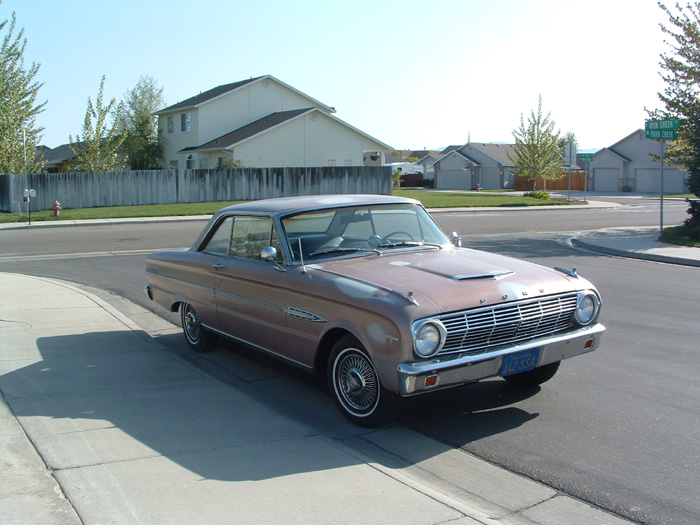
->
[145,194,605,426]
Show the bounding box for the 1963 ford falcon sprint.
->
[145,195,605,427]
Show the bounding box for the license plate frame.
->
[500,348,540,377]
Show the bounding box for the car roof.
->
[217,194,419,215]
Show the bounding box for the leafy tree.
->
[218,157,244,169]
[119,75,165,169]
[508,95,563,191]
[69,75,125,172]
[0,2,45,173]
[649,2,700,238]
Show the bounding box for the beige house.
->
[155,75,391,170]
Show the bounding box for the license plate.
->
[500,348,540,377]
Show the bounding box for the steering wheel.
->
[381,231,415,243]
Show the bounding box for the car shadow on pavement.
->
[1,325,545,485]
[398,380,541,445]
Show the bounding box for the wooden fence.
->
[514,171,587,192]
[0,166,392,213]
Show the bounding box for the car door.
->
[210,215,290,358]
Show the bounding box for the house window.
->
[186,157,195,169]
[199,158,209,169]
[328,159,337,166]
[181,112,191,132]
[170,160,178,169]
[217,157,224,168]
[344,159,352,166]
[167,116,174,134]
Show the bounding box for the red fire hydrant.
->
[52,200,62,217]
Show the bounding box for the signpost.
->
[578,153,593,203]
[645,118,679,238]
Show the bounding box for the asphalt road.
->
[0,195,697,524]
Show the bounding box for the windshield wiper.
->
[308,247,381,257]
[378,241,442,249]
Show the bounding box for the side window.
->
[202,217,233,255]
[181,112,191,132]
[230,216,282,261]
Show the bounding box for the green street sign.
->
[646,129,678,140]
[579,153,594,162]
[645,118,679,131]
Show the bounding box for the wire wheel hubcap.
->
[183,305,201,342]
[336,351,378,413]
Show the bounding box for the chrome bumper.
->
[397,323,605,396]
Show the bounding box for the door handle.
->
[212,264,225,271]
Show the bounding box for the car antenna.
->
[298,238,307,274]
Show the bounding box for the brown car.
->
[145,195,605,427]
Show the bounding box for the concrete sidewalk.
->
[571,226,700,267]
[0,273,632,525]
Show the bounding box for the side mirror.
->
[449,232,462,247]
[261,246,277,260]
[261,246,286,272]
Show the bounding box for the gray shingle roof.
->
[157,76,265,114]
[465,142,516,166]
[181,108,314,152]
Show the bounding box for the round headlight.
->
[413,321,444,358]
[574,292,600,326]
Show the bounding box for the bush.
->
[524,191,550,201]
[677,199,700,240]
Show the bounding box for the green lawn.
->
[1,190,565,224]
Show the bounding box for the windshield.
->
[281,203,449,261]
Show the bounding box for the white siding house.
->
[584,129,688,193]
[155,76,391,169]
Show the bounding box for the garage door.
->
[437,170,471,190]
[593,168,619,192]
[480,168,501,190]
[636,168,687,193]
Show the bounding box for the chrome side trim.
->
[147,273,214,295]
[215,289,286,314]
[286,307,327,323]
[202,323,314,371]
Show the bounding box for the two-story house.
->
[155,75,391,170]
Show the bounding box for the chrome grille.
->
[438,293,578,355]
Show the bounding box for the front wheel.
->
[180,302,217,352]
[504,361,560,388]
[327,336,401,427]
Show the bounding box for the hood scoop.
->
[452,269,514,281]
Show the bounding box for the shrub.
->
[524,191,550,200]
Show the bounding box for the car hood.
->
[312,247,589,313]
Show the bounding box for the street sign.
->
[579,153,594,162]
[645,119,679,140]
[645,118,679,130]
[646,129,678,140]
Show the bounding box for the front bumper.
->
[397,323,605,396]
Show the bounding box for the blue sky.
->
[5,0,667,151]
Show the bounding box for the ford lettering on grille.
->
[438,293,579,355]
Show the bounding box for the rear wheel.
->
[180,302,216,352]
[327,335,401,427]
[504,361,560,387]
